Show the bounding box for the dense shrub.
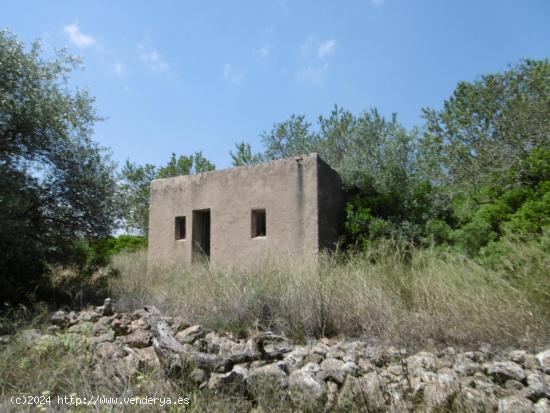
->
[43,235,147,307]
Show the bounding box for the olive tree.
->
[0,30,118,302]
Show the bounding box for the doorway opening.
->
[192,209,210,261]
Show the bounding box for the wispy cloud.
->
[63,23,96,48]
[297,63,329,84]
[317,39,336,59]
[254,45,270,58]
[297,36,337,84]
[138,49,169,72]
[113,62,127,77]
[222,63,243,84]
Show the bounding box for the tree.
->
[261,114,319,160]
[119,152,216,235]
[0,30,118,302]
[242,106,449,245]
[230,141,264,166]
[118,161,157,235]
[417,59,550,254]
[422,59,550,199]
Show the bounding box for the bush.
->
[38,235,147,308]
[89,235,148,266]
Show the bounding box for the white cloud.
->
[139,50,169,72]
[254,45,270,58]
[222,63,243,83]
[317,39,336,59]
[297,63,329,84]
[113,62,127,77]
[63,23,96,48]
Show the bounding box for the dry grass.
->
[110,240,550,349]
[1,239,548,412]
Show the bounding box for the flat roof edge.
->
[150,152,325,185]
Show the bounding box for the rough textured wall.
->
[148,154,340,270]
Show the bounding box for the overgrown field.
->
[1,235,548,412]
[110,234,550,349]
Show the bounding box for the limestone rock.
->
[92,316,114,336]
[87,330,115,347]
[247,363,288,399]
[453,387,498,412]
[281,346,308,373]
[170,317,191,334]
[486,361,526,384]
[77,310,100,323]
[96,342,126,360]
[534,398,550,413]
[523,371,550,401]
[407,351,438,373]
[134,346,160,369]
[319,357,345,384]
[336,373,386,412]
[50,310,69,327]
[417,370,460,412]
[288,367,326,409]
[118,329,153,348]
[175,325,205,344]
[536,349,550,374]
[325,381,339,410]
[453,356,481,377]
[509,350,528,365]
[498,396,534,413]
[207,365,247,395]
[204,332,243,355]
[129,318,150,332]
[95,298,113,316]
[111,317,131,336]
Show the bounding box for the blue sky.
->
[3,0,550,169]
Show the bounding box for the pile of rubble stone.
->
[5,299,550,412]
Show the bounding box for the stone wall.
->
[29,302,550,412]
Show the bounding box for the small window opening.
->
[175,216,186,240]
[251,209,266,237]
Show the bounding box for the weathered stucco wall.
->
[147,153,342,270]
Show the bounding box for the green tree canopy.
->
[233,106,449,244]
[422,59,550,197]
[230,141,264,166]
[0,30,118,302]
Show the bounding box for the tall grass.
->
[111,239,550,349]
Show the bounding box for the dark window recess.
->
[175,216,186,240]
[251,209,266,237]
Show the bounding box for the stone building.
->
[147,153,343,269]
